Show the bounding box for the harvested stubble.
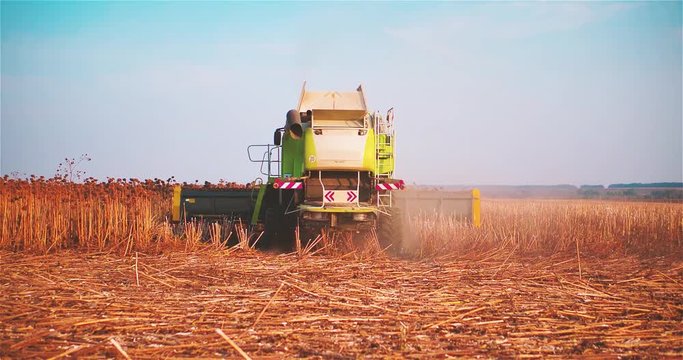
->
[1,250,681,358]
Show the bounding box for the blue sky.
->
[1,1,681,185]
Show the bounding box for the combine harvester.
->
[172,83,479,250]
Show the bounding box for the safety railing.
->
[247,144,281,177]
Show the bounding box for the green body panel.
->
[376,133,394,175]
[302,127,317,170]
[362,129,376,173]
[281,132,305,178]
[250,181,270,225]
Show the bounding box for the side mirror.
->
[274,128,283,146]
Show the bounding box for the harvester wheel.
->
[264,207,297,251]
[263,208,282,249]
[378,207,404,255]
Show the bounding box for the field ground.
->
[1,250,681,358]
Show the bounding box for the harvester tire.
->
[263,208,282,249]
[264,207,298,251]
[378,207,404,255]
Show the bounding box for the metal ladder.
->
[374,109,394,207]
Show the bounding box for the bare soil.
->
[1,250,681,358]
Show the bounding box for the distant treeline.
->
[580,183,683,190]
[427,183,683,200]
[578,183,683,200]
[607,182,683,189]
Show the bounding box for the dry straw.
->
[2,250,681,358]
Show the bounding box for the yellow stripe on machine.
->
[471,188,481,228]
[299,205,377,213]
[172,185,181,222]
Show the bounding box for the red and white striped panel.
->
[376,183,400,190]
[280,182,302,189]
[273,179,302,190]
[376,180,405,191]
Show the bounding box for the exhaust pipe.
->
[286,109,303,140]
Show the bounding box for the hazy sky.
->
[2,1,681,185]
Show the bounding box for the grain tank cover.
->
[296,83,374,171]
[297,83,368,122]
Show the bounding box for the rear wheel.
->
[262,208,281,249]
[298,221,322,243]
[265,207,300,251]
[378,207,404,255]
